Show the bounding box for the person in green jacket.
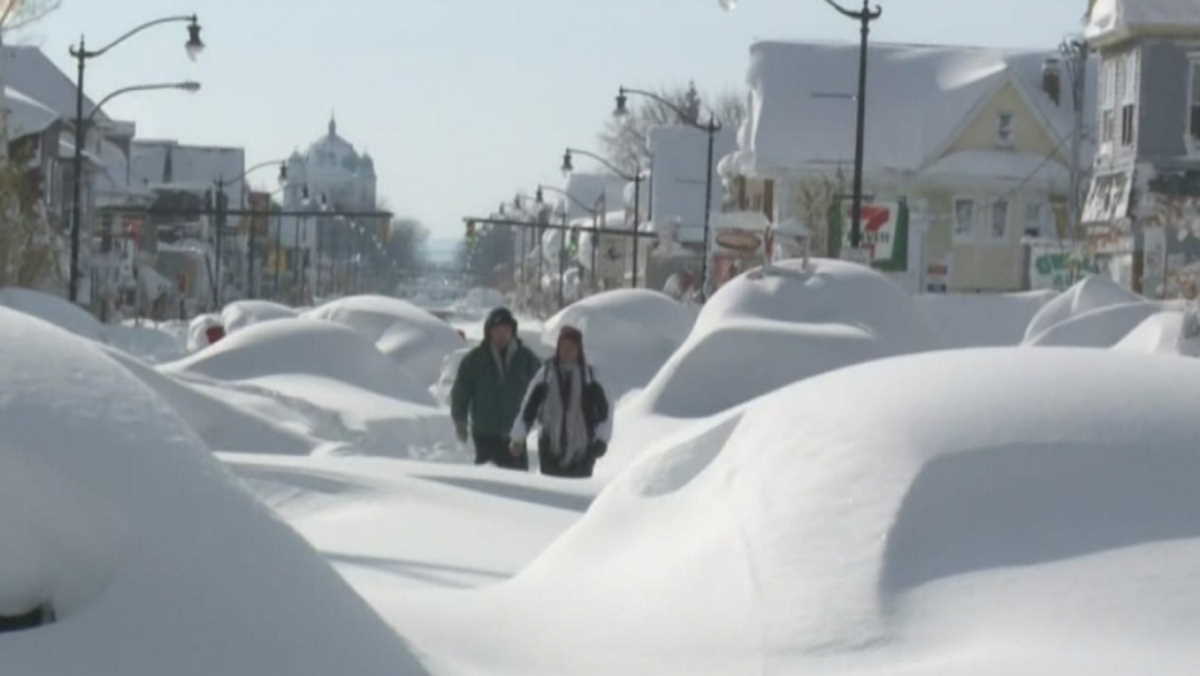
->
[451,307,541,469]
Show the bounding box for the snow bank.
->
[164,317,433,405]
[915,290,1057,347]
[1023,275,1142,342]
[0,287,105,343]
[397,348,1200,674]
[186,312,224,352]
[0,308,427,675]
[105,324,187,363]
[1113,309,1200,357]
[542,289,697,402]
[637,259,935,418]
[304,295,464,386]
[221,299,297,333]
[1024,300,1166,348]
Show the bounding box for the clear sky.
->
[20,0,1086,238]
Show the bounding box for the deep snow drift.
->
[304,295,465,386]
[0,308,428,675]
[636,259,935,419]
[390,348,1200,675]
[542,289,697,403]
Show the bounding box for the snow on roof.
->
[130,141,245,195]
[1,46,107,124]
[4,86,58,139]
[1086,0,1200,45]
[741,41,1091,176]
[649,125,736,237]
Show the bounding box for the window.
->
[1121,104,1136,147]
[1101,60,1117,146]
[996,111,1015,148]
[991,200,1009,240]
[1024,202,1044,238]
[1190,58,1200,144]
[954,199,976,240]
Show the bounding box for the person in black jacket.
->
[510,325,610,478]
[451,307,541,469]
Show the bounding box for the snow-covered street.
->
[6,260,1200,674]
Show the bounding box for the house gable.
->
[938,80,1064,164]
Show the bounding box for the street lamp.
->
[821,0,882,253]
[1042,38,1087,242]
[614,85,720,300]
[562,147,645,288]
[68,13,204,304]
[212,160,288,302]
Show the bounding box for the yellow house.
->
[723,41,1086,293]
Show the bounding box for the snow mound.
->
[304,295,464,386]
[221,299,297,333]
[438,348,1200,674]
[105,324,187,363]
[1023,275,1142,342]
[1113,310,1200,357]
[637,258,935,418]
[163,318,434,405]
[542,289,697,402]
[186,312,224,352]
[915,290,1057,347]
[0,308,427,675]
[1023,301,1165,348]
[0,287,105,343]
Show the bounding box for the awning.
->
[1081,169,1133,225]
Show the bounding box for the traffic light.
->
[465,220,478,248]
[567,227,580,256]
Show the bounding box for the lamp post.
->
[562,147,644,288]
[68,13,204,304]
[213,160,287,305]
[82,81,199,316]
[614,86,720,300]
[537,184,598,308]
[1043,39,1087,242]
[821,0,882,253]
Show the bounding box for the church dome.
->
[305,115,366,174]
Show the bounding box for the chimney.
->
[1042,57,1063,106]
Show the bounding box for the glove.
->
[589,439,607,459]
[509,439,526,457]
[454,420,469,444]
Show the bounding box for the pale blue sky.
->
[23,1,1085,237]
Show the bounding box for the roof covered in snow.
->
[4,86,58,139]
[1085,0,1200,46]
[131,140,245,199]
[736,41,1094,177]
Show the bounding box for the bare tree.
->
[597,82,747,176]
[789,166,848,257]
[0,147,60,287]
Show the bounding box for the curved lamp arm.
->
[71,14,201,59]
[617,86,722,133]
[538,184,600,216]
[564,147,638,181]
[86,81,200,127]
[821,0,881,21]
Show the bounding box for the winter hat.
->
[556,325,585,363]
[483,306,518,340]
